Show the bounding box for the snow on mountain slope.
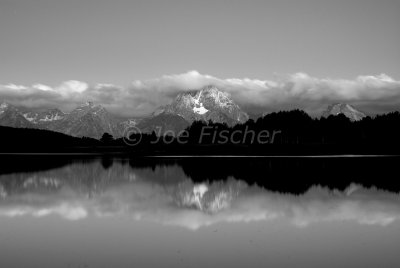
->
[322,103,366,121]
[154,85,249,126]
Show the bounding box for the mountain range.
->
[0,86,367,139]
[1,101,124,139]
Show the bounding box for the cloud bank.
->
[1,71,400,117]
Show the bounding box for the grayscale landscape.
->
[1,0,399,267]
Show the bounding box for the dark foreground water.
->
[1,156,400,268]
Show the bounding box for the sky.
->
[0,0,399,116]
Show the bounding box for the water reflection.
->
[1,157,400,230]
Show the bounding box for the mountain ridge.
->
[47,101,123,139]
[154,86,249,125]
[322,103,366,121]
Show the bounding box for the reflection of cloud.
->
[1,171,400,230]
[0,203,87,221]
[288,186,400,227]
[1,71,400,117]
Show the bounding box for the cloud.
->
[3,84,28,90]
[57,80,89,95]
[1,71,400,117]
[32,84,53,92]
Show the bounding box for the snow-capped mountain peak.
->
[46,102,122,139]
[322,103,366,121]
[0,102,34,128]
[0,100,123,139]
[199,85,232,106]
[155,85,248,126]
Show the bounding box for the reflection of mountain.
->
[0,159,245,217]
[1,156,400,193]
[173,180,244,213]
[1,158,400,230]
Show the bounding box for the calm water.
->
[1,156,400,268]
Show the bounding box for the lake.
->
[1,156,400,267]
